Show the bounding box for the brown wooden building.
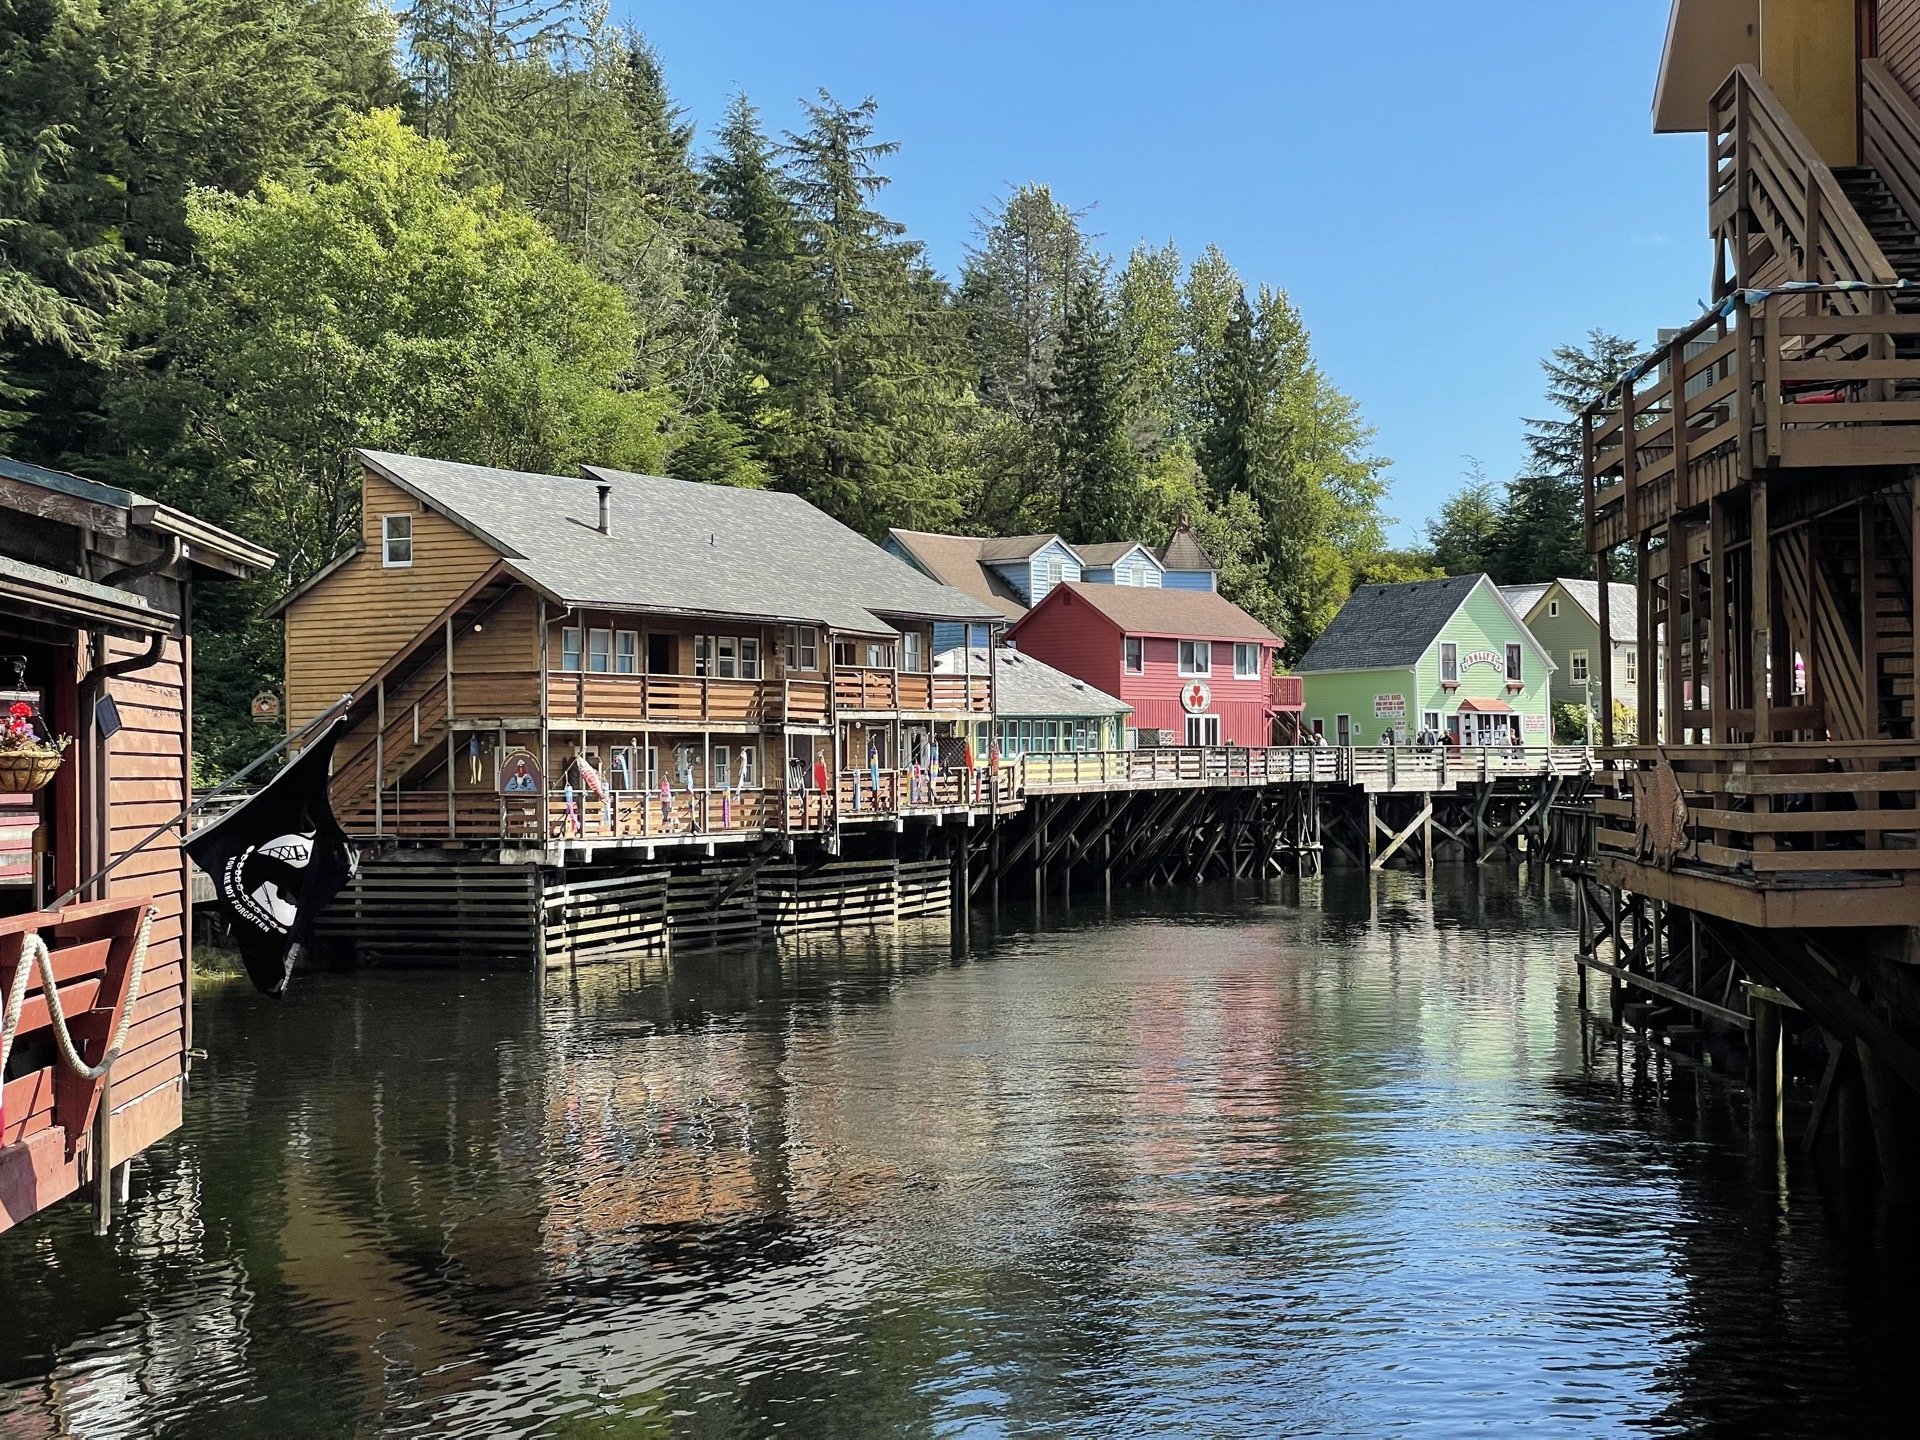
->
[277,452,1007,959]
[0,456,271,1232]
[1582,0,1920,1169]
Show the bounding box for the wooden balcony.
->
[1592,743,1920,927]
[833,667,990,714]
[1585,293,1920,551]
[545,672,770,727]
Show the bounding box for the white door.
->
[1185,714,1220,746]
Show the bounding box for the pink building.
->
[1006,583,1290,747]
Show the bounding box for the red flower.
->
[7,703,29,718]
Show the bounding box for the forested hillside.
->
[0,1,1630,771]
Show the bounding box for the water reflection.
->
[3,868,1919,1436]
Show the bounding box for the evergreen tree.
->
[1486,329,1639,582]
[1114,241,1183,451]
[958,183,1089,423]
[1051,266,1146,541]
[1425,460,1502,575]
[773,91,969,532]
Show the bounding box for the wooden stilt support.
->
[1751,991,1783,1145]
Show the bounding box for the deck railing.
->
[1592,742,1920,885]
[833,668,990,713]
[338,747,1593,840]
[545,672,771,726]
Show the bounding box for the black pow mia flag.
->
[185,718,354,996]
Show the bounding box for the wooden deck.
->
[1592,743,1920,927]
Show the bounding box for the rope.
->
[0,906,154,1084]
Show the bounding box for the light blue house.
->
[1076,541,1165,588]
[887,524,1219,649]
[1155,521,1217,591]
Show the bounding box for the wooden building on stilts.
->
[277,451,1010,966]
[0,456,272,1233]
[1580,0,1920,1176]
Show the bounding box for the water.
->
[4,867,1919,1438]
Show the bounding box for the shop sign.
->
[1181,681,1212,714]
[1372,693,1406,719]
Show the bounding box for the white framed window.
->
[1505,642,1523,684]
[1124,637,1143,674]
[785,625,819,671]
[1423,710,1440,734]
[1548,599,1559,618]
[1440,643,1459,686]
[902,632,926,673]
[610,745,638,791]
[1336,714,1351,745]
[615,630,639,675]
[560,626,583,672]
[866,641,891,669]
[740,637,761,680]
[715,636,739,679]
[713,746,732,789]
[1185,714,1221,746]
[587,628,613,673]
[1569,649,1589,684]
[694,635,714,677]
[737,746,757,785]
[381,514,413,567]
[1178,640,1212,677]
[1624,649,1638,683]
[1233,643,1260,679]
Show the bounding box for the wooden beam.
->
[1598,547,1615,746]
[1751,483,1771,741]
[1709,499,1729,741]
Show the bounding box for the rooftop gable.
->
[352,451,999,636]
[935,645,1129,717]
[1295,573,1550,673]
[0,453,272,576]
[1156,521,1217,573]
[886,529,1028,621]
[1009,580,1280,645]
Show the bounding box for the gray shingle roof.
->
[1294,573,1488,672]
[1497,582,1550,618]
[1554,578,1639,645]
[886,529,1029,621]
[935,646,1129,718]
[357,451,999,636]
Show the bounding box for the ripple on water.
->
[0,873,1916,1437]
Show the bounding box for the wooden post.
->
[1666,543,1685,746]
[91,1070,113,1235]
[375,678,386,838]
[1597,547,1615,747]
[1709,499,1729,741]
[1636,534,1656,738]
[1365,794,1377,868]
[1751,481,1772,742]
[1862,499,1880,735]
[1752,992,1782,1144]
[1668,335,1692,511]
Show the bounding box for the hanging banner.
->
[184,718,354,997]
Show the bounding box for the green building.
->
[1293,573,1554,747]
[1498,578,1639,712]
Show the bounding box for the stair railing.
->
[1863,60,1920,257]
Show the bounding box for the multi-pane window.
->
[1124,637,1143,674]
[902,632,926,673]
[587,628,613,673]
[560,627,583,672]
[1234,643,1260,679]
[1440,643,1459,685]
[1624,650,1638,683]
[740,637,761,680]
[717,636,739,679]
[1178,640,1212,677]
[694,635,714,677]
[1569,650,1589,684]
[785,626,820,671]
[615,630,639,675]
[1505,642,1523,683]
[381,514,413,567]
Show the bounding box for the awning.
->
[0,554,176,637]
[1458,697,1513,713]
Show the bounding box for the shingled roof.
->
[1295,572,1544,673]
[935,646,1130,718]
[977,533,1075,564]
[354,451,999,636]
[1554,579,1639,645]
[1074,540,1157,569]
[1155,521,1216,573]
[1011,581,1279,644]
[885,529,1029,622]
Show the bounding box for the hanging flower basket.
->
[1,702,69,794]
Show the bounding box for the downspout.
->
[81,538,184,899]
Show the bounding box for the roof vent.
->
[595,483,612,535]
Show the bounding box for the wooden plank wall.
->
[284,470,500,729]
[101,633,190,1113]
[1882,0,1920,99]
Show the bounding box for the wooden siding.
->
[283,471,501,730]
[1883,0,1920,98]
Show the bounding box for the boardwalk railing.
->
[1592,742,1920,885]
[339,746,1593,841]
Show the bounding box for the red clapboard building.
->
[1006,583,1289,748]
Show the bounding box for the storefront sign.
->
[1181,681,1212,714]
[1523,713,1548,734]
[1372,693,1406,719]
[1460,649,1502,671]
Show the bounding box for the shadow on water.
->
[3,864,1919,1436]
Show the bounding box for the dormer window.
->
[382,514,413,567]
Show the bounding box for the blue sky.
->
[623,0,1705,542]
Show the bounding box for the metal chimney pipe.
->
[596,482,612,535]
